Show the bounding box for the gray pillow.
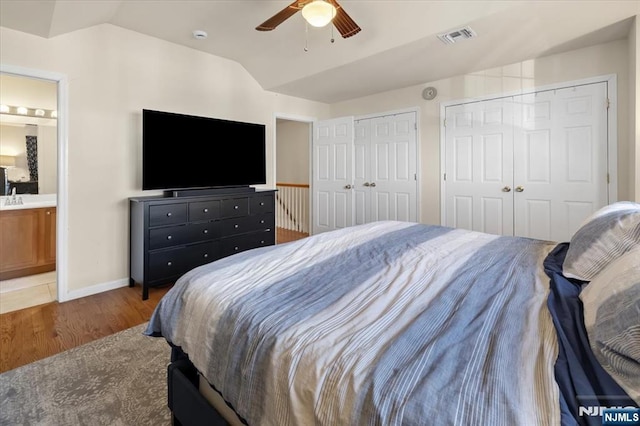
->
[563,201,640,281]
[580,247,640,404]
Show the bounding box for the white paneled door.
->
[313,112,418,234]
[513,83,608,242]
[354,112,418,225]
[444,99,515,236]
[312,116,355,234]
[444,80,610,243]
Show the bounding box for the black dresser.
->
[129,189,276,299]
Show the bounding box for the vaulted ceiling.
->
[1,1,638,103]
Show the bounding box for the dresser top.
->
[129,188,276,203]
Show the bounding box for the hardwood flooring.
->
[0,227,309,374]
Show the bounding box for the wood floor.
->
[0,227,308,374]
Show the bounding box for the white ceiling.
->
[1,1,638,104]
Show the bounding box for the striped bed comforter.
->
[145,220,562,426]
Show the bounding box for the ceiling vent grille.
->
[437,26,477,44]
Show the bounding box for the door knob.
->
[515,186,524,192]
[363,182,370,187]
[344,184,353,189]
[502,186,511,192]
[370,182,376,187]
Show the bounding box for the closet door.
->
[444,99,515,236]
[312,117,355,234]
[353,119,370,225]
[354,112,418,224]
[513,82,608,242]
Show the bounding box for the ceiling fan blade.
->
[327,0,361,38]
[256,0,303,31]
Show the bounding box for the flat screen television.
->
[142,109,266,192]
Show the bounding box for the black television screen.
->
[142,109,266,191]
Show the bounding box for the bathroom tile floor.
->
[0,271,56,314]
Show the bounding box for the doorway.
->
[275,115,312,242]
[0,65,68,312]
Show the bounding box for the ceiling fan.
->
[256,0,361,39]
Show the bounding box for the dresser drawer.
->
[220,198,249,218]
[183,241,221,271]
[250,194,274,215]
[189,200,220,222]
[149,204,187,227]
[188,222,219,243]
[219,213,274,237]
[147,242,218,282]
[219,216,250,237]
[149,224,190,250]
[147,247,191,282]
[220,231,275,257]
[248,213,274,230]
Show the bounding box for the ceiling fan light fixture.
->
[301,0,336,28]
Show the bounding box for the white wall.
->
[331,39,632,225]
[0,24,329,296]
[276,120,310,184]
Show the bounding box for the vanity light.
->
[0,104,57,119]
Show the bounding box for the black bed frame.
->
[168,347,234,426]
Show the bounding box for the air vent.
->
[437,26,477,44]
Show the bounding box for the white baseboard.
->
[64,278,129,302]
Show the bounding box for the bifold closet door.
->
[444,81,609,242]
[444,99,515,236]
[312,116,355,234]
[354,112,418,225]
[513,83,608,242]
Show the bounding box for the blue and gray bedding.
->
[146,221,564,425]
[545,243,638,426]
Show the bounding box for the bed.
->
[145,202,640,426]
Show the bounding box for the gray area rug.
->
[0,323,172,426]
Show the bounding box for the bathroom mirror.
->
[0,74,57,195]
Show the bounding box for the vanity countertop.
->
[0,194,57,211]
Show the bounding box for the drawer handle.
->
[260,220,265,224]
[261,240,265,244]
[203,253,209,258]
[260,202,264,206]
[234,205,239,210]
[203,208,209,213]
[266,228,271,232]
[167,235,172,240]
[167,261,172,266]
[46,211,51,215]
[234,224,239,229]
[203,229,208,234]
[234,246,239,251]
[167,212,172,217]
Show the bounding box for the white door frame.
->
[439,74,618,225]
[1,63,70,302]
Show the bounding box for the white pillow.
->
[563,201,640,281]
[580,246,640,404]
